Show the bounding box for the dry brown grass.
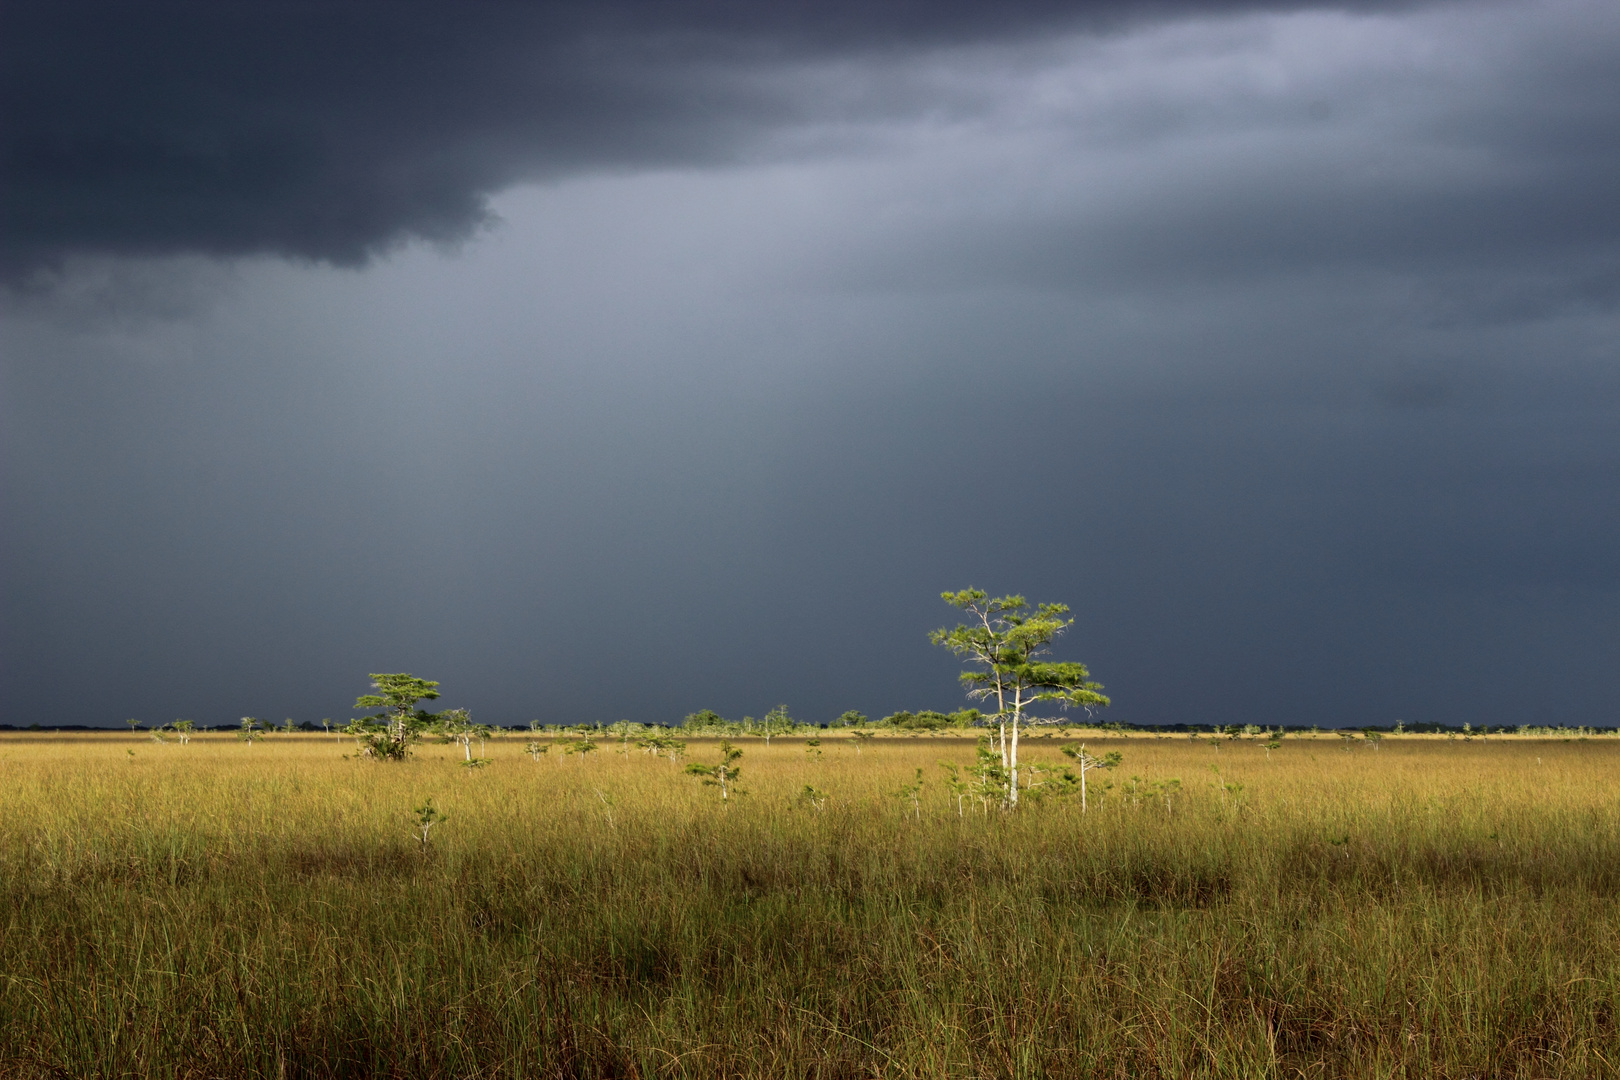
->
[1,729,1617,1078]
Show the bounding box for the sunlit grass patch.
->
[1,730,1617,1077]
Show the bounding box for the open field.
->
[2,731,1618,1078]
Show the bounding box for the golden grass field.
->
[2,729,1618,1078]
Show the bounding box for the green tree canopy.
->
[931,589,1110,805]
[349,673,441,760]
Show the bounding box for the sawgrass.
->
[1,730,1617,1078]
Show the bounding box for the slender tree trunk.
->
[1009,709,1020,805]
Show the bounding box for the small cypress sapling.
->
[850,730,874,755]
[892,768,924,819]
[412,798,446,851]
[805,737,821,761]
[172,720,194,745]
[1059,743,1121,812]
[797,784,828,812]
[237,717,264,745]
[1154,777,1183,815]
[761,705,794,746]
[437,708,477,760]
[938,762,970,817]
[637,732,686,763]
[685,740,743,801]
[973,734,1009,811]
[1207,763,1245,813]
[609,720,636,762]
[564,736,598,762]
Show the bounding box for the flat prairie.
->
[2,730,1617,1078]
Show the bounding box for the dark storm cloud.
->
[3,0,1435,279]
[806,4,1620,320]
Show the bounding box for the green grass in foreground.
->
[1,731,1618,1078]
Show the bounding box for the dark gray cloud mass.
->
[4,0,1431,278]
[2,0,1618,730]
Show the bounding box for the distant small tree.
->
[833,711,866,728]
[805,737,822,761]
[237,717,265,745]
[1060,744,1122,812]
[850,730,875,755]
[760,705,794,746]
[638,732,686,763]
[525,740,550,762]
[938,762,970,816]
[972,735,1009,811]
[684,710,724,733]
[892,768,924,820]
[172,720,194,745]
[563,736,598,762]
[686,740,743,801]
[350,674,441,761]
[438,708,477,760]
[608,721,636,762]
[883,711,955,732]
[412,798,446,851]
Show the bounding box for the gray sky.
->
[3,0,1617,728]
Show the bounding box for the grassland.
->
[2,729,1618,1078]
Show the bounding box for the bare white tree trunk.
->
[1008,709,1020,806]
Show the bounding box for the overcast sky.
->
[3,0,1617,729]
